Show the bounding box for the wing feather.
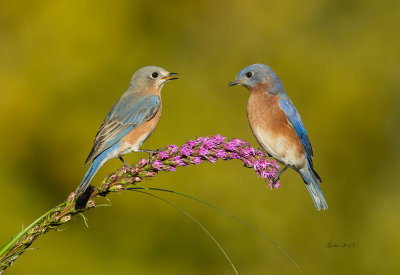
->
[84,95,161,165]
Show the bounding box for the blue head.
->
[228,64,285,95]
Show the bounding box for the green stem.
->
[0,203,63,258]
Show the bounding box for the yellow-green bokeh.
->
[1,0,399,274]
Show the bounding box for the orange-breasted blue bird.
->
[229,64,327,210]
[75,66,178,196]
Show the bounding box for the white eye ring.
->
[151,72,159,78]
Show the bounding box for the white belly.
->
[255,126,305,168]
[117,132,150,157]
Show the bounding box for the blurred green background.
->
[1,0,399,274]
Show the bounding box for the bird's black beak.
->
[163,72,179,81]
[228,81,238,87]
[228,79,241,87]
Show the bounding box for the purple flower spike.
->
[215,149,227,159]
[146,171,156,177]
[256,150,265,157]
[208,156,218,163]
[212,134,225,144]
[168,144,179,154]
[195,137,205,144]
[240,147,256,158]
[203,136,220,149]
[138,158,148,166]
[174,156,187,166]
[198,146,209,156]
[167,166,176,172]
[152,160,163,170]
[158,151,169,160]
[185,139,197,148]
[113,135,280,194]
[229,152,240,159]
[180,145,194,156]
[225,141,238,151]
[243,158,253,167]
[192,156,203,165]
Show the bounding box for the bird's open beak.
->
[162,72,179,81]
[228,79,241,87]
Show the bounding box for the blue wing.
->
[84,94,161,165]
[278,97,314,165]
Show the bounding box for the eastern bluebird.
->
[229,64,327,210]
[75,66,178,196]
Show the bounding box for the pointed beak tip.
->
[163,72,179,81]
[228,81,238,87]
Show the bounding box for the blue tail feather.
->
[299,165,328,211]
[75,142,120,196]
[75,156,104,196]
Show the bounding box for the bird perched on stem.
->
[229,64,327,210]
[75,66,178,196]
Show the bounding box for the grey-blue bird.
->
[75,66,178,196]
[229,64,327,210]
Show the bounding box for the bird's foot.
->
[119,157,137,176]
[256,148,271,157]
[119,157,132,169]
[272,164,290,184]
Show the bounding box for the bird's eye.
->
[246,72,253,78]
[151,72,159,78]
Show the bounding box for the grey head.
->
[128,66,178,92]
[228,64,284,95]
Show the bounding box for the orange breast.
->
[247,90,305,167]
[121,105,162,149]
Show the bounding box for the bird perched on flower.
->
[229,64,327,210]
[75,66,178,196]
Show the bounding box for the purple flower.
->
[195,137,205,144]
[231,138,244,146]
[192,156,202,165]
[167,166,176,172]
[208,156,218,163]
[215,149,227,159]
[138,158,148,166]
[257,169,268,179]
[203,136,220,149]
[185,139,197,148]
[229,152,240,159]
[239,147,255,158]
[267,168,276,179]
[198,146,209,156]
[180,145,194,156]
[243,158,253,167]
[130,167,139,174]
[152,160,163,170]
[225,142,238,151]
[174,156,187,166]
[212,134,225,145]
[257,168,276,179]
[168,144,179,154]
[158,151,169,159]
[146,171,156,177]
[269,159,280,170]
[256,150,265,157]
[255,159,269,170]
